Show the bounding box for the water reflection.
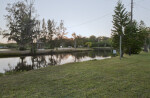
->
[3,50,111,73]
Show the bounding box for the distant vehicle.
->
[78,45,83,48]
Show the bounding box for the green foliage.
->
[85,42,92,47]
[19,47,27,51]
[47,19,56,48]
[89,35,97,42]
[124,21,147,54]
[4,1,39,50]
[30,44,37,54]
[112,1,129,52]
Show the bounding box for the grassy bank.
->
[0,52,150,97]
[92,47,112,50]
[0,48,93,58]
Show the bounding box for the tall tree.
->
[139,21,150,52]
[47,19,56,48]
[72,32,77,48]
[111,1,129,56]
[56,20,67,47]
[4,0,38,50]
[41,18,47,43]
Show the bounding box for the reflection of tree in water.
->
[5,55,59,73]
[95,50,112,57]
[88,51,96,58]
[54,53,73,64]
[31,56,47,69]
[72,50,111,61]
[72,52,87,62]
[31,55,59,68]
[5,50,112,73]
[47,55,58,66]
[5,56,33,73]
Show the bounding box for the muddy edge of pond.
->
[0,48,95,58]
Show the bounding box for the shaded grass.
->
[0,52,150,97]
[0,73,3,77]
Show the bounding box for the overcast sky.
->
[0,0,150,43]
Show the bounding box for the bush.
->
[19,47,27,51]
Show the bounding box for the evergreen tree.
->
[41,18,47,43]
[124,21,145,54]
[47,19,56,48]
[138,21,150,52]
[111,0,129,56]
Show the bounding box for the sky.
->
[0,0,150,43]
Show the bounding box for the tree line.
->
[2,0,111,51]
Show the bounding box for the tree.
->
[4,0,38,50]
[85,42,92,48]
[124,20,146,54]
[138,21,150,52]
[56,20,67,47]
[40,18,47,44]
[111,1,129,56]
[76,35,84,47]
[146,27,150,50]
[47,19,56,48]
[89,35,96,42]
[72,32,77,48]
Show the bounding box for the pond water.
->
[0,50,112,73]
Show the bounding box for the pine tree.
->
[47,19,56,48]
[111,1,129,56]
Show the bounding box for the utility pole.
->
[98,38,100,47]
[131,0,133,22]
[129,0,133,56]
[120,27,125,60]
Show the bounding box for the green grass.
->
[0,73,3,77]
[0,52,150,97]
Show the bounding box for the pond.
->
[0,50,112,73]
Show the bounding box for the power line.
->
[135,3,150,12]
[136,0,147,3]
[68,12,113,28]
[68,1,135,29]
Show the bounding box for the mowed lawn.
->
[0,52,150,97]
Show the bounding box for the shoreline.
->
[0,48,93,58]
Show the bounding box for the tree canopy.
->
[4,0,38,50]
